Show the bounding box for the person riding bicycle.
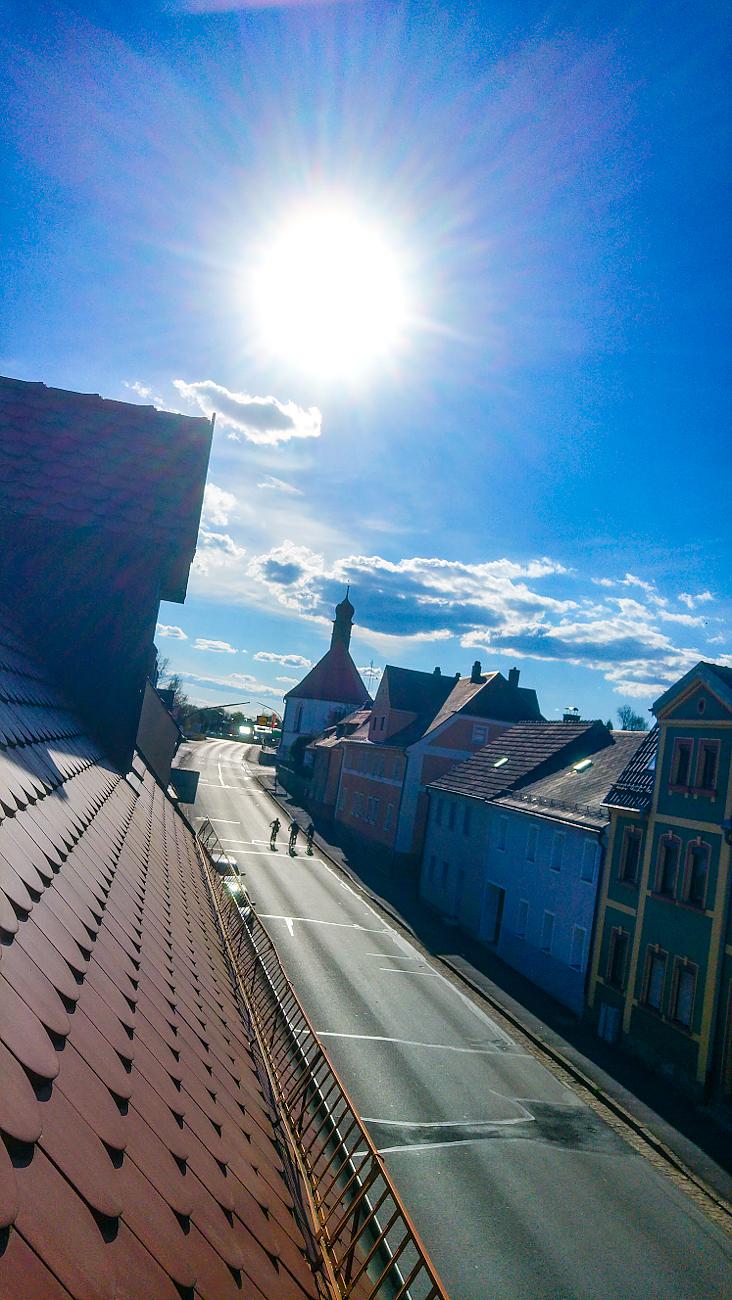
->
[269,817,280,850]
[288,819,300,854]
[306,822,315,854]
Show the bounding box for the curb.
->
[252,765,732,1230]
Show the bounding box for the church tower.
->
[331,588,354,650]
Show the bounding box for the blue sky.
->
[2,0,730,722]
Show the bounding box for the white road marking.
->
[379,967,441,977]
[258,915,385,933]
[198,782,242,790]
[316,1032,525,1056]
[207,819,242,825]
[364,952,422,960]
[367,1125,533,1156]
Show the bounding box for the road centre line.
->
[316,1032,526,1055]
[362,1116,532,1130]
[364,952,422,960]
[367,1130,532,1157]
[258,915,385,933]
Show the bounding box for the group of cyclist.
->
[269,816,315,856]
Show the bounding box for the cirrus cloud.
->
[173,379,321,446]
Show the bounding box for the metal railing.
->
[196,818,449,1300]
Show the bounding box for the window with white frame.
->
[550,832,565,872]
[497,816,508,851]
[570,925,586,971]
[516,899,529,939]
[540,911,554,952]
[526,824,538,862]
[580,840,596,882]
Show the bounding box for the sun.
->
[250,203,409,380]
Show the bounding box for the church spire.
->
[331,588,354,650]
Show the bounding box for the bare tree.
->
[617,704,649,731]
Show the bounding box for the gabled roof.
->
[382,665,456,715]
[0,602,318,1299]
[420,671,543,741]
[497,731,648,829]
[429,720,607,801]
[604,725,659,812]
[0,376,213,603]
[652,661,732,717]
[284,640,371,706]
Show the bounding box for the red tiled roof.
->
[0,603,319,1299]
[0,376,213,603]
[284,641,371,706]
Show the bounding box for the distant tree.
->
[605,719,613,731]
[617,705,649,732]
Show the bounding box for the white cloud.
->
[679,590,714,609]
[257,475,303,496]
[276,675,299,685]
[202,483,237,527]
[707,634,725,646]
[193,526,247,576]
[173,379,322,446]
[194,638,238,654]
[254,651,312,667]
[176,670,284,699]
[123,379,163,406]
[155,623,187,639]
[609,679,665,700]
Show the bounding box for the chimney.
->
[433,666,441,676]
[470,660,482,684]
[508,667,520,688]
[563,706,581,723]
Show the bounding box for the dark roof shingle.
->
[497,731,648,828]
[604,725,659,811]
[0,602,318,1300]
[429,720,607,801]
[0,376,213,602]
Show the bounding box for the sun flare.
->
[250,203,409,379]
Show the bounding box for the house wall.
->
[588,686,732,1098]
[334,742,405,851]
[279,697,353,763]
[420,794,602,1013]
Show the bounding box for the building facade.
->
[588,663,732,1101]
[277,593,371,766]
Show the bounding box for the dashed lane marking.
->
[316,1031,530,1056]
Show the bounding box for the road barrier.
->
[196,818,449,1300]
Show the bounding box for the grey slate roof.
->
[604,725,659,811]
[497,731,648,828]
[429,720,609,802]
[383,665,456,715]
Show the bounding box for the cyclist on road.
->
[269,817,281,850]
[306,822,315,855]
[288,819,300,854]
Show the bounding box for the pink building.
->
[334,661,542,868]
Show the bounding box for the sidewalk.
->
[257,767,732,1213]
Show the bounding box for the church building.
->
[277,592,372,766]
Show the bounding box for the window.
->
[385,803,393,832]
[526,824,538,863]
[643,948,667,1012]
[670,958,697,1029]
[619,827,642,884]
[380,715,386,731]
[435,799,443,827]
[550,833,565,872]
[655,836,680,897]
[463,805,472,836]
[516,899,529,939]
[441,861,449,890]
[606,928,629,988]
[695,740,719,793]
[580,840,596,882]
[294,705,303,732]
[472,724,487,745]
[570,925,586,971]
[366,796,374,821]
[372,798,380,823]
[497,816,508,851]
[448,802,457,831]
[540,911,554,952]
[683,841,709,909]
[670,738,693,789]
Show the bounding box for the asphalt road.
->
[181,740,732,1299]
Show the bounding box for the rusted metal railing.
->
[196,818,449,1300]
